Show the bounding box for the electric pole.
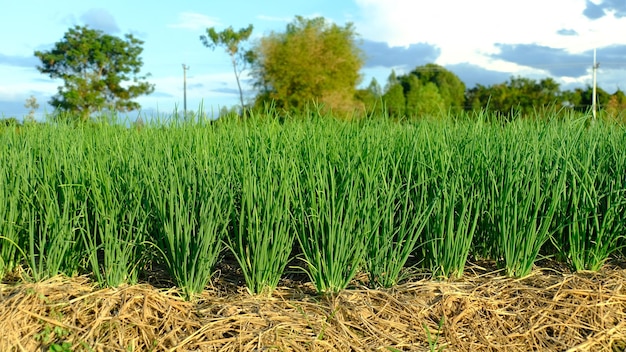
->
[182,64,189,117]
[592,49,599,121]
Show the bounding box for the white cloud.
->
[353,0,626,67]
[168,12,221,31]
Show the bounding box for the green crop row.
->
[1,111,625,299]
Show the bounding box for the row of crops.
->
[1,113,625,298]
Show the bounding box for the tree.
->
[251,16,363,115]
[404,77,445,117]
[382,70,405,118]
[200,25,254,115]
[407,63,465,113]
[404,74,422,116]
[35,25,154,121]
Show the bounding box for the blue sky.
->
[1,0,626,118]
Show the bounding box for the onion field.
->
[1,112,625,299]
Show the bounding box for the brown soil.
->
[1,260,625,352]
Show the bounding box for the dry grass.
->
[1,261,625,351]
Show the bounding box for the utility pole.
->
[182,64,189,117]
[592,49,599,121]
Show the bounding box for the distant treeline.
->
[353,63,626,121]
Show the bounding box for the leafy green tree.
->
[382,70,405,118]
[407,63,465,113]
[403,74,446,118]
[201,25,254,115]
[34,25,154,121]
[404,74,422,116]
[420,82,446,116]
[251,16,364,115]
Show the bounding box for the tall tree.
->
[200,25,254,115]
[35,25,154,121]
[251,16,363,115]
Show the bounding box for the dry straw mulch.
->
[1,263,626,352]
